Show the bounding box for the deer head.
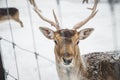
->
[34,0,98,66]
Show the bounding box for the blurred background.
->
[0,0,120,80]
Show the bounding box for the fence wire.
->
[0,37,55,64]
[0,36,55,80]
[0,0,63,80]
[0,0,59,80]
[5,71,18,80]
[26,0,41,79]
[5,0,20,79]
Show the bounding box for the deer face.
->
[40,27,94,66]
[33,0,98,66]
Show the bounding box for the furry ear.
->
[79,28,94,40]
[39,27,54,39]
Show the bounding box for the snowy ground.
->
[0,0,120,80]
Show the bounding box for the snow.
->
[0,0,120,80]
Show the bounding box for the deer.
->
[31,0,120,80]
[0,7,23,27]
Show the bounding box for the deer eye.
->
[76,41,79,45]
[54,40,58,44]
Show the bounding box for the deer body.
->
[56,49,120,80]
[0,7,23,27]
[30,0,120,79]
[53,30,120,80]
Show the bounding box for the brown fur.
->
[0,8,17,16]
[33,0,120,79]
[0,7,23,27]
[57,29,76,38]
[40,27,120,80]
[84,52,120,80]
[54,30,120,80]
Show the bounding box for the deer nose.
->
[63,52,72,65]
[63,57,72,65]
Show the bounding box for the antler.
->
[29,0,41,12]
[83,0,89,3]
[73,0,99,30]
[34,7,60,30]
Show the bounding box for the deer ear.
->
[79,28,94,40]
[39,27,55,39]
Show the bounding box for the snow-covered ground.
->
[0,0,120,80]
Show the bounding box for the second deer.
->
[0,7,23,27]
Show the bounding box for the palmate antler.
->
[34,7,60,30]
[73,0,99,30]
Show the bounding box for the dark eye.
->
[76,41,79,45]
[54,40,57,44]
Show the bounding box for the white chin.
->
[62,62,73,67]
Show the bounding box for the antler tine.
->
[52,10,60,30]
[33,7,60,30]
[73,0,99,30]
[83,0,88,3]
[29,0,41,12]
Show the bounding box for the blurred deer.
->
[32,0,120,80]
[0,7,23,27]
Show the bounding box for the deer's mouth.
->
[63,57,72,65]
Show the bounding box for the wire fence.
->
[26,0,41,79]
[0,0,59,80]
[5,0,20,79]
[0,36,56,80]
[1,0,120,80]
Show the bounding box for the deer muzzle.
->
[62,52,73,65]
